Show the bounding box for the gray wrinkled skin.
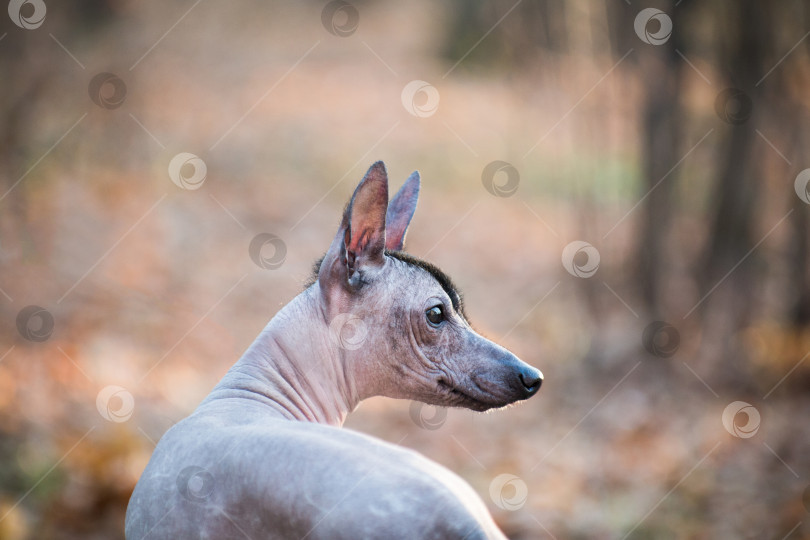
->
[126,163,541,539]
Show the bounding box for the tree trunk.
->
[634,1,686,318]
[700,1,774,330]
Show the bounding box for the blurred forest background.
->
[2,0,810,538]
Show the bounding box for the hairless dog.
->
[126,161,543,539]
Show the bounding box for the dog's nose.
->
[517,366,543,397]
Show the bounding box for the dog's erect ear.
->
[385,171,420,251]
[320,162,389,291]
[344,161,388,272]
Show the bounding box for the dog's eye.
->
[425,305,444,327]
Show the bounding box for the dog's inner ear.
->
[341,161,389,280]
[385,171,420,252]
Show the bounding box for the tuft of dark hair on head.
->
[385,250,466,319]
[303,254,326,289]
[303,250,466,322]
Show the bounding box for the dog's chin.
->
[436,380,516,412]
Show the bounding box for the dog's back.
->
[126,398,505,539]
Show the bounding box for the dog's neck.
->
[204,286,363,427]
